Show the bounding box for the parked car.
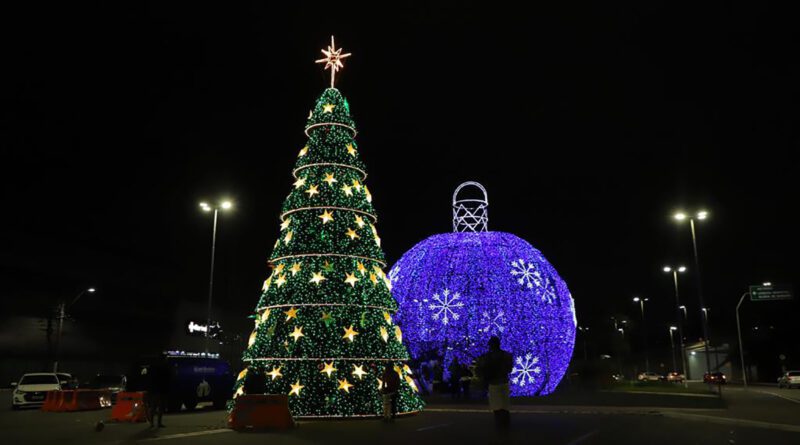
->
[127,354,234,412]
[56,373,78,389]
[10,373,61,409]
[778,371,800,389]
[88,374,127,402]
[663,372,685,383]
[703,372,726,384]
[637,372,662,382]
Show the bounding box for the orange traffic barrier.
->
[57,390,77,412]
[110,392,147,423]
[227,394,295,431]
[41,390,64,412]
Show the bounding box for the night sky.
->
[2,2,797,367]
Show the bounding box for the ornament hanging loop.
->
[452,181,489,232]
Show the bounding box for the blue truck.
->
[127,353,234,411]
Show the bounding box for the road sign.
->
[750,285,793,301]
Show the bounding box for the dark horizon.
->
[1,2,797,374]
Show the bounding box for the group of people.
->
[386,336,515,428]
[235,336,517,428]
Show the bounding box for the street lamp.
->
[673,209,713,379]
[663,266,689,381]
[54,288,97,372]
[199,199,233,352]
[578,326,589,360]
[668,326,678,375]
[633,297,650,372]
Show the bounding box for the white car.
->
[637,372,662,382]
[778,371,800,389]
[11,373,61,409]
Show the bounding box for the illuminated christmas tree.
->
[233,37,423,418]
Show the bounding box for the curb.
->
[661,411,800,433]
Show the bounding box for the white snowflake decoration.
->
[511,258,558,304]
[429,288,464,325]
[538,276,557,304]
[479,310,505,335]
[510,258,540,289]
[510,353,541,387]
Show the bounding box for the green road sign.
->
[750,285,793,301]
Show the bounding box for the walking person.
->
[477,336,513,429]
[144,354,171,428]
[380,364,401,422]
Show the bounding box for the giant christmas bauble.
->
[389,182,576,396]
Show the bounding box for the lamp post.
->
[735,290,751,388]
[578,326,589,360]
[668,326,678,375]
[664,266,689,381]
[633,297,650,372]
[199,200,233,353]
[53,288,96,372]
[674,210,713,378]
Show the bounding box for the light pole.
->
[633,297,650,372]
[674,210,713,378]
[735,290,752,388]
[578,326,589,360]
[668,326,678,374]
[199,200,233,353]
[53,288,96,372]
[664,266,689,380]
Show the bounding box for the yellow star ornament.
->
[337,378,353,393]
[289,380,304,396]
[395,326,403,343]
[305,185,319,197]
[380,326,389,342]
[289,262,302,275]
[310,271,326,285]
[322,103,335,113]
[344,272,359,287]
[346,144,357,156]
[321,361,337,378]
[260,308,271,323]
[289,326,305,342]
[342,325,359,342]
[284,231,293,244]
[405,375,419,392]
[357,262,367,275]
[275,274,287,287]
[298,146,308,157]
[280,218,291,230]
[284,307,298,321]
[267,366,283,380]
[293,176,307,189]
[341,184,353,196]
[319,209,334,224]
[323,173,337,186]
[354,215,365,228]
[345,228,360,240]
[352,364,367,380]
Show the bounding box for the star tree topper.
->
[316,35,351,89]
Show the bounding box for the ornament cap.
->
[452,181,489,232]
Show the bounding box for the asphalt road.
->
[2,387,798,444]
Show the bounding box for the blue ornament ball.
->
[389,231,576,396]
